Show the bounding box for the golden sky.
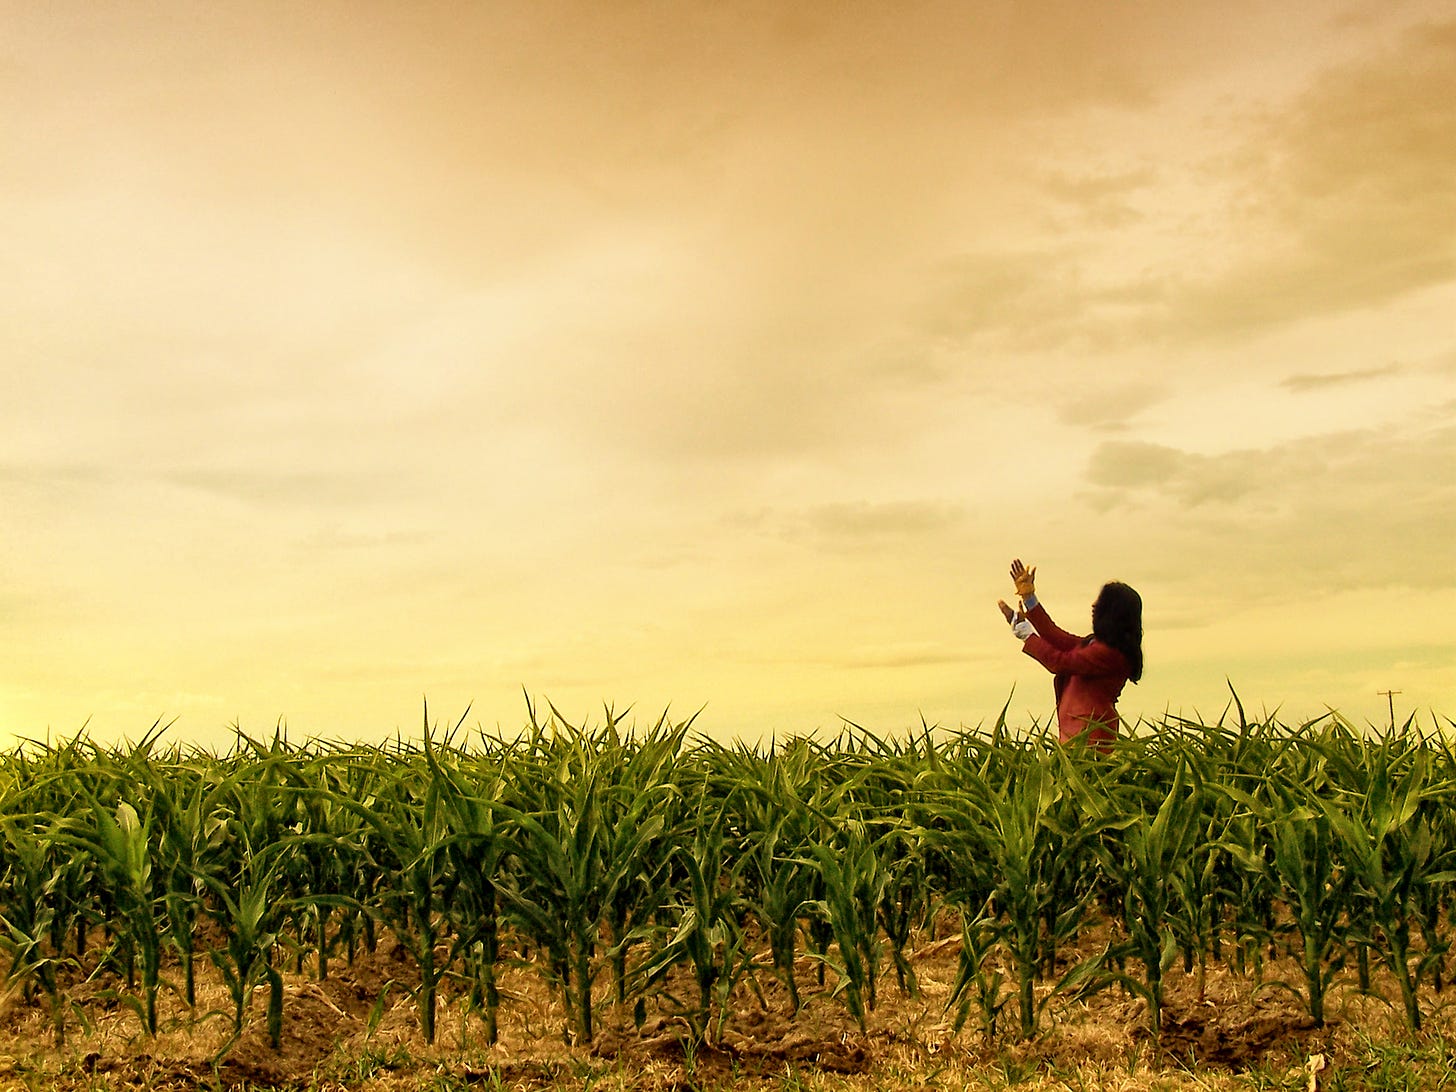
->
[4,1,1454,749]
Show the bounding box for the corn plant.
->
[874,797,934,996]
[312,751,388,968]
[729,740,821,1013]
[203,837,290,1056]
[998,747,1113,1039]
[274,751,367,982]
[591,711,688,1008]
[1,738,103,969]
[1083,754,1206,1038]
[1158,745,1240,1001]
[1231,776,1350,1028]
[196,753,306,1055]
[1199,713,1334,981]
[423,734,509,1044]
[1325,739,1456,1031]
[328,740,454,1044]
[642,789,751,1043]
[0,814,79,1044]
[60,797,165,1036]
[839,724,936,998]
[926,737,1109,1040]
[947,894,1010,1037]
[124,753,236,1012]
[800,813,886,1032]
[494,709,678,1045]
[914,729,1005,1037]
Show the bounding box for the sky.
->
[3,0,1454,751]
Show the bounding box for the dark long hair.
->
[1092,581,1143,683]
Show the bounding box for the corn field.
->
[3,700,1455,1061]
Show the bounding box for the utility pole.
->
[1377,689,1402,731]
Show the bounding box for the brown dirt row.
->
[0,925,1447,1091]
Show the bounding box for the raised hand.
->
[1009,559,1037,599]
[998,599,1033,640]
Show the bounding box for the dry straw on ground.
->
[0,920,1448,1091]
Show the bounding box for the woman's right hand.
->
[998,599,1034,640]
[1010,558,1036,599]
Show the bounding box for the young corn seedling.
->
[424,733,509,1045]
[1232,776,1350,1028]
[128,753,234,1013]
[730,740,821,1014]
[975,745,1110,1040]
[60,796,165,1037]
[800,813,886,1033]
[0,814,80,1045]
[329,742,454,1045]
[203,844,289,1057]
[197,752,308,1055]
[924,725,1107,1041]
[642,791,750,1044]
[1084,755,1206,1039]
[849,726,933,997]
[1327,741,1456,1031]
[947,894,1009,1038]
[593,712,687,1010]
[495,710,677,1045]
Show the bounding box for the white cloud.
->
[1082,420,1456,595]
[1156,18,1456,338]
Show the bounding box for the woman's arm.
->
[1023,602,1083,652]
[1022,635,1127,676]
[1008,558,1080,651]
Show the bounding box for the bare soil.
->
[0,925,1446,1091]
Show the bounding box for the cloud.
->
[298,526,432,552]
[162,468,402,508]
[732,500,967,554]
[801,501,966,542]
[1040,167,1156,230]
[1163,18,1456,336]
[1087,423,1456,511]
[1082,420,1456,593]
[916,248,1092,352]
[24,0,1428,488]
[816,643,976,671]
[947,14,1456,357]
[0,462,110,492]
[1086,441,1264,506]
[1280,364,1405,391]
[1056,382,1168,430]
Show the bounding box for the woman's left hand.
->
[1010,559,1036,599]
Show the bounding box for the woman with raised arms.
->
[998,558,1143,751]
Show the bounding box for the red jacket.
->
[1021,602,1131,750]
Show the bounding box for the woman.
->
[997,558,1143,750]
